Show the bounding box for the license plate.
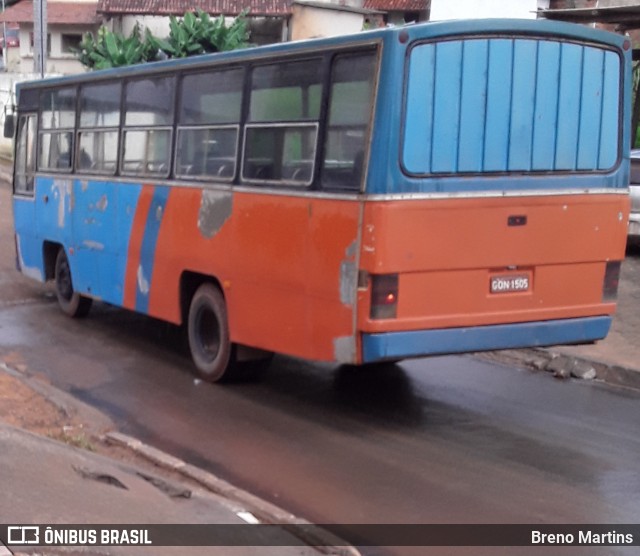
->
[490,274,530,294]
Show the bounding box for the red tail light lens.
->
[370,274,399,319]
[602,261,621,302]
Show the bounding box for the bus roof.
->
[16,18,625,94]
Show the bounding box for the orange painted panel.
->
[358,193,629,333]
[360,194,629,272]
[146,186,360,362]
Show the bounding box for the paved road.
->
[2,181,640,556]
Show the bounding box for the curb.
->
[476,348,640,392]
[105,432,361,556]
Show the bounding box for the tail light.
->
[370,274,399,319]
[602,261,621,302]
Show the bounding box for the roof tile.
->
[96,0,425,16]
[0,1,101,24]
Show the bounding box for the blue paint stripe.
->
[135,186,169,313]
[362,317,612,363]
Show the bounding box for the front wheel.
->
[187,283,234,382]
[54,248,92,318]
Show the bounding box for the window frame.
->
[175,123,241,182]
[14,113,37,196]
[319,49,379,192]
[38,87,78,174]
[120,74,177,179]
[241,121,320,187]
[240,56,326,189]
[76,81,122,176]
[120,125,174,179]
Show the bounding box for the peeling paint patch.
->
[52,179,72,228]
[340,240,358,306]
[137,265,150,295]
[198,190,232,239]
[96,194,108,212]
[82,240,105,251]
[340,260,357,306]
[363,223,376,254]
[345,240,357,259]
[334,336,356,363]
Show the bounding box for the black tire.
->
[187,283,234,382]
[54,248,92,318]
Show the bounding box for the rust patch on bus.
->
[198,190,232,239]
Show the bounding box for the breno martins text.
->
[532,530,634,545]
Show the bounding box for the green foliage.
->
[153,10,250,58]
[77,24,158,70]
[77,10,250,70]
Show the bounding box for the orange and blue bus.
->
[10,19,631,381]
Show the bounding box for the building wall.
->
[15,25,89,75]
[290,5,364,41]
[116,15,171,37]
[430,0,549,20]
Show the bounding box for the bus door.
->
[12,113,41,279]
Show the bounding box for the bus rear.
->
[357,20,630,363]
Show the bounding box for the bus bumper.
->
[361,316,612,363]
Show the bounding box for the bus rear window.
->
[403,38,621,176]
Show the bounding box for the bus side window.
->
[77,81,121,175]
[14,114,37,195]
[39,87,76,173]
[176,68,243,182]
[321,51,377,191]
[122,76,175,179]
[242,59,322,187]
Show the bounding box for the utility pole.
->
[33,0,47,77]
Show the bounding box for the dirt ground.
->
[0,351,194,483]
[0,352,107,451]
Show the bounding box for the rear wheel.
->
[187,283,234,382]
[54,248,92,318]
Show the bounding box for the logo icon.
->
[7,526,40,544]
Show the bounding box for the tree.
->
[153,10,250,58]
[77,11,250,70]
[77,24,158,70]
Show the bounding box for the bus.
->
[9,19,631,382]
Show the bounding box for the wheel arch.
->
[179,271,224,326]
[43,241,63,281]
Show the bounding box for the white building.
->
[430,0,550,21]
